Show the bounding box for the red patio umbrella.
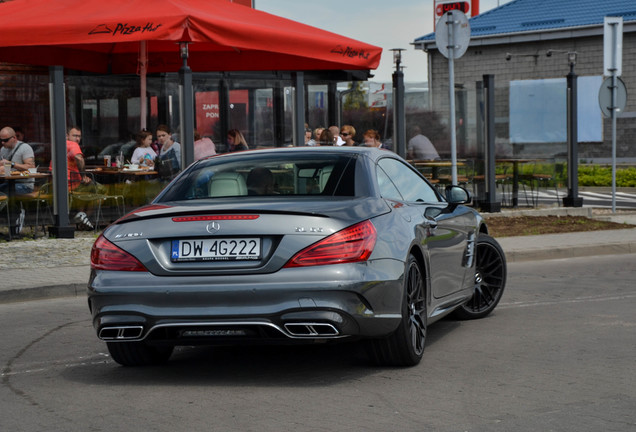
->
[0,0,381,73]
[0,0,382,238]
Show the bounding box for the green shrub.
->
[578,165,636,187]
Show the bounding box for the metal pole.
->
[480,74,500,212]
[48,65,74,238]
[611,24,618,213]
[563,61,583,207]
[611,74,617,213]
[447,13,458,185]
[392,68,406,158]
[140,41,147,130]
[293,72,305,146]
[179,44,194,168]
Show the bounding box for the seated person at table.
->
[0,126,36,194]
[131,129,156,167]
[362,129,389,149]
[156,124,181,180]
[227,129,248,152]
[407,126,440,161]
[194,130,216,160]
[49,127,103,230]
[246,167,274,195]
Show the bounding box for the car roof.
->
[203,146,396,163]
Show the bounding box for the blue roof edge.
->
[414,0,636,43]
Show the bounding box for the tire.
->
[453,234,507,320]
[367,254,427,367]
[107,341,174,367]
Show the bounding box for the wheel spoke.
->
[406,261,426,355]
[409,314,425,354]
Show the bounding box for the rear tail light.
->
[91,234,147,272]
[284,220,376,268]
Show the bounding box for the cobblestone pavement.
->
[1,208,635,271]
[0,234,95,270]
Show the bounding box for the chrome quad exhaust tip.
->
[98,326,144,340]
[284,323,339,337]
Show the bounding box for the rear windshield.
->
[157,152,359,202]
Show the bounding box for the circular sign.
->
[598,77,627,118]
[435,10,471,59]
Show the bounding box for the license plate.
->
[171,238,261,262]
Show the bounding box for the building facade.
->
[414,0,636,161]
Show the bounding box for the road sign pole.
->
[610,23,618,213]
[611,73,617,213]
[436,10,470,187]
[447,12,458,185]
[604,16,623,213]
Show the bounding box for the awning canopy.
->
[0,0,381,74]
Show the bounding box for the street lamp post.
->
[391,48,406,158]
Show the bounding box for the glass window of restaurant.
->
[422,78,593,207]
[50,73,332,217]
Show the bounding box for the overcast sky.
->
[255,0,512,83]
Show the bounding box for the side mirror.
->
[445,185,471,204]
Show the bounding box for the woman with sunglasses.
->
[339,125,357,146]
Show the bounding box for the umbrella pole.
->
[179,43,194,168]
[140,41,147,130]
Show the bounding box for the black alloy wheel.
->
[367,254,427,366]
[454,234,507,320]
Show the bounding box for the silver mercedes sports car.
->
[88,146,506,367]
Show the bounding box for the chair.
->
[472,166,511,207]
[70,172,125,231]
[0,193,11,240]
[533,158,563,206]
[208,172,247,197]
[519,159,559,207]
[14,181,53,238]
[99,184,126,224]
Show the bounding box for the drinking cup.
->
[3,161,11,176]
[104,155,111,167]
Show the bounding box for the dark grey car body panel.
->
[88,147,484,345]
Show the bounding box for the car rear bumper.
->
[88,259,405,345]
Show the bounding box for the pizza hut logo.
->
[331,45,370,60]
[89,22,162,36]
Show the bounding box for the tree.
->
[343,81,368,111]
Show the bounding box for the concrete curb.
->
[482,207,593,218]
[501,241,636,263]
[0,283,85,304]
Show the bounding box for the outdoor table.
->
[87,167,159,207]
[87,166,158,177]
[0,171,51,239]
[409,160,466,182]
[496,159,538,207]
